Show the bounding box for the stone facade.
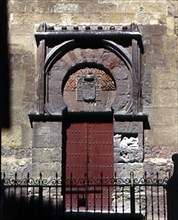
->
[2,0,178,179]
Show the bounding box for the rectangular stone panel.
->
[114,121,143,133]
[32,148,61,163]
[33,122,62,148]
[32,162,62,179]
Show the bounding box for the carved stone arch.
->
[45,40,76,72]
[103,40,132,71]
[44,41,135,115]
[45,46,133,114]
[44,39,132,73]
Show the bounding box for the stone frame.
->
[29,23,149,178]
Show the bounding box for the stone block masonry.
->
[1,0,178,180]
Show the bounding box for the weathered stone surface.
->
[32,162,62,179]
[1,147,32,178]
[1,0,178,180]
[32,148,61,163]
[114,163,144,179]
[144,145,178,159]
[31,122,62,177]
[144,125,178,146]
[114,121,143,133]
[144,158,173,177]
[2,126,22,148]
[32,122,62,148]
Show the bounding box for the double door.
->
[65,120,114,211]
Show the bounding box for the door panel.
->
[65,123,88,211]
[65,121,114,211]
[66,123,88,179]
[88,123,114,179]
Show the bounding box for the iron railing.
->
[1,172,169,220]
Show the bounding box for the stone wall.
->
[2,0,178,178]
[141,22,178,176]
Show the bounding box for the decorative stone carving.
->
[77,73,99,102]
[114,134,142,163]
[63,65,116,111]
[64,67,116,92]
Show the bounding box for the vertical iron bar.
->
[70,173,72,212]
[77,185,79,212]
[15,173,18,218]
[156,172,160,220]
[94,185,96,212]
[14,173,17,211]
[139,185,142,214]
[144,172,148,220]
[7,180,11,219]
[85,177,88,212]
[130,172,135,215]
[48,186,51,217]
[39,173,43,218]
[163,186,166,220]
[1,173,4,220]
[114,172,118,213]
[20,184,23,220]
[55,173,58,217]
[108,185,110,213]
[32,184,35,218]
[122,186,124,213]
[26,172,29,217]
[151,185,154,220]
[100,172,103,212]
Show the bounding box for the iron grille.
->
[1,172,169,220]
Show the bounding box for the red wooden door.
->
[65,120,114,212]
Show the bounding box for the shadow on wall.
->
[2,192,144,220]
[2,189,63,220]
[0,0,10,128]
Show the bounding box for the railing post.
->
[39,173,43,217]
[130,172,135,215]
[166,154,178,220]
[1,173,4,220]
